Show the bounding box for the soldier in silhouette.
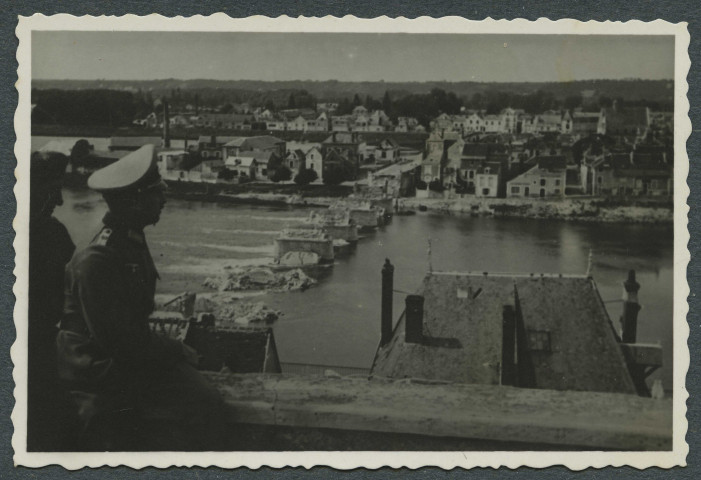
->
[27,151,77,451]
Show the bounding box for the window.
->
[554,188,560,194]
[540,178,546,186]
[511,186,520,194]
[526,330,551,352]
[555,179,561,186]
[482,188,490,195]
[469,171,474,179]
[202,151,209,158]
[485,167,490,174]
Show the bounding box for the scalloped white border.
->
[12,14,690,470]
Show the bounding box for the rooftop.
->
[372,271,638,395]
[224,135,285,150]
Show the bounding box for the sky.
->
[32,31,675,83]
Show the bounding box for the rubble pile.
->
[278,251,320,266]
[279,227,330,240]
[203,266,316,292]
[215,301,282,326]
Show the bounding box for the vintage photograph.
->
[13,15,689,468]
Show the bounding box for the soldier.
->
[28,151,77,451]
[56,145,225,451]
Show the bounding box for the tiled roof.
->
[224,135,285,149]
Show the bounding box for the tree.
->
[70,139,92,161]
[287,93,296,109]
[428,179,444,192]
[323,162,354,185]
[294,167,318,186]
[271,165,292,183]
[564,94,583,111]
[382,91,392,114]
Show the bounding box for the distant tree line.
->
[32,83,673,128]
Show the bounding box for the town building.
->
[373,137,401,164]
[224,153,258,180]
[507,156,567,198]
[222,135,286,158]
[600,105,649,140]
[321,132,367,178]
[473,161,502,197]
[421,131,453,183]
[581,145,672,196]
[197,135,238,160]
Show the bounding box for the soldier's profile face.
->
[136,186,166,226]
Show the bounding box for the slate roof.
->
[224,135,285,150]
[372,272,637,395]
[197,135,239,146]
[514,276,636,394]
[372,273,512,385]
[536,155,567,171]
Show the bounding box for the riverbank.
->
[163,182,673,224]
[400,196,674,224]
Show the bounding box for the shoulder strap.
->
[92,227,113,247]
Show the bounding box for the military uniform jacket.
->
[57,212,184,392]
[29,216,75,342]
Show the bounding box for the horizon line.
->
[32,77,675,84]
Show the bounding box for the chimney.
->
[163,100,171,148]
[405,295,424,344]
[380,259,394,347]
[620,270,641,343]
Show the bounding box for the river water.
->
[54,188,675,391]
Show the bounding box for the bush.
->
[428,179,444,192]
[294,168,318,186]
[271,166,292,183]
[323,163,354,186]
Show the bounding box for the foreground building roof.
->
[371,272,637,395]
